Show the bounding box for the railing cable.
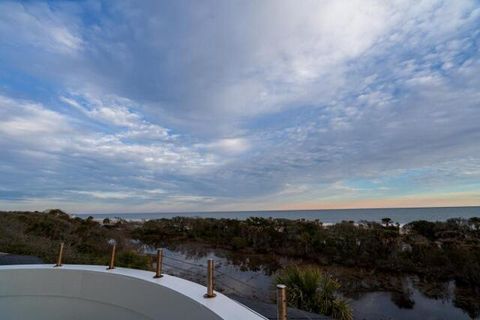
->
[162,255,206,269]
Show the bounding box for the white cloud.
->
[62,94,141,127]
[0,96,67,134]
[62,94,174,141]
[70,188,169,200]
[72,191,135,200]
[168,195,216,203]
[0,2,83,54]
[0,1,479,212]
[196,138,250,155]
[0,94,218,175]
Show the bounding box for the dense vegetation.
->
[134,216,480,286]
[133,215,480,318]
[0,210,149,268]
[276,265,352,320]
[1,210,479,318]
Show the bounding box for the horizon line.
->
[72,204,480,215]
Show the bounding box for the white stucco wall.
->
[0,265,267,320]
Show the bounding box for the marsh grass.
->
[276,265,352,320]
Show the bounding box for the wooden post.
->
[204,259,216,298]
[154,248,163,278]
[55,242,64,267]
[277,284,287,320]
[107,244,116,270]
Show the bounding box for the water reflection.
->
[146,243,479,320]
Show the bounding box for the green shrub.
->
[231,236,248,250]
[276,265,352,320]
[116,251,151,269]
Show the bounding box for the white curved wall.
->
[0,265,266,320]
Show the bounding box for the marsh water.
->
[92,207,480,319]
[91,207,480,319]
[151,244,478,320]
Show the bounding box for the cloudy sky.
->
[0,0,479,213]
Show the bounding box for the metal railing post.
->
[204,259,216,298]
[55,242,64,267]
[277,284,287,320]
[154,248,163,278]
[107,244,116,270]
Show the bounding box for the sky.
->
[0,0,479,214]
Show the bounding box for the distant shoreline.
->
[73,206,480,224]
[75,205,480,216]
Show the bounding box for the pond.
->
[351,282,470,320]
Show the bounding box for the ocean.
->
[81,206,480,224]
